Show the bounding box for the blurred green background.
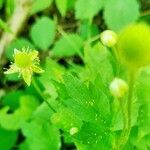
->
[0,0,149,150]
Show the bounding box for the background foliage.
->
[0,0,150,150]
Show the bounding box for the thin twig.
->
[57,26,85,61]
[0,0,32,60]
[140,10,150,17]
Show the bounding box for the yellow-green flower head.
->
[4,48,44,86]
[117,23,150,70]
[100,30,118,47]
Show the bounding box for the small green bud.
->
[109,78,128,98]
[69,127,79,135]
[117,23,150,70]
[100,30,118,47]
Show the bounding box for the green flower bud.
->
[109,78,128,98]
[117,23,150,70]
[100,30,118,47]
[69,127,79,135]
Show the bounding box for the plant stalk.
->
[57,26,84,61]
[127,71,135,135]
[116,71,136,150]
[32,78,56,113]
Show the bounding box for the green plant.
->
[0,0,150,150]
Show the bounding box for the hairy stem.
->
[116,71,135,149]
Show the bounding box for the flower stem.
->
[120,98,128,133]
[85,34,100,44]
[127,71,135,135]
[32,77,56,112]
[57,26,84,61]
[115,98,128,150]
[116,71,135,149]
